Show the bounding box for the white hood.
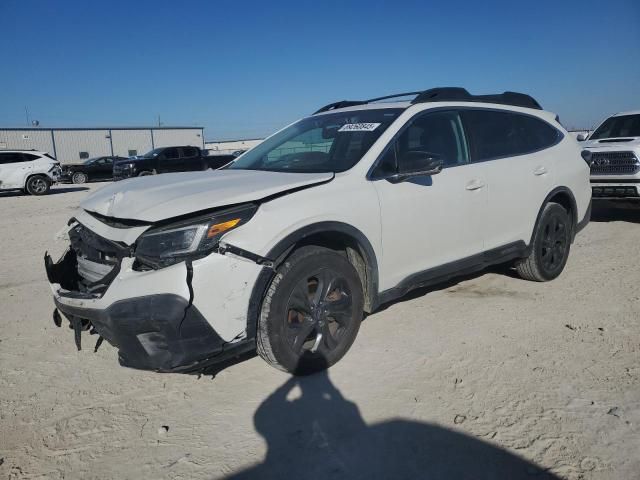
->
[583,137,640,150]
[81,169,333,222]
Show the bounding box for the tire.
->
[257,245,364,375]
[71,172,88,184]
[25,175,51,196]
[138,171,153,176]
[516,202,572,282]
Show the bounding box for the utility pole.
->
[157,114,162,127]
[24,106,30,126]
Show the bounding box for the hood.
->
[81,169,334,222]
[583,137,640,150]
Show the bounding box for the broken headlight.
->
[135,204,257,268]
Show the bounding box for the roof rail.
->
[313,87,542,114]
[412,88,542,110]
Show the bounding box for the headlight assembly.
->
[135,204,257,268]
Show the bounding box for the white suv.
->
[45,88,591,375]
[579,110,640,200]
[0,150,61,195]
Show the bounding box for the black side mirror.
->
[388,151,444,183]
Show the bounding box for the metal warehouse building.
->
[0,127,204,164]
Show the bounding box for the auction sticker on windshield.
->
[338,123,381,132]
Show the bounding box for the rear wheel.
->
[25,175,51,196]
[71,172,88,184]
[516,202,571,281]
[257,246,363,375]
[138,171,153,176]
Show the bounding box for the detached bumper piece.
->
[53,294,236,372]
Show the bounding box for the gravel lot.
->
[1,183,638,480]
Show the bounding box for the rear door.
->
[462,109,560,249]
[0,152,32,188]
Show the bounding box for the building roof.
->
[0,126,203,131]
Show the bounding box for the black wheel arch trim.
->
[245,221,380,341]
[531,186,580,245]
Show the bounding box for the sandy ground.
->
[0,183,638,480]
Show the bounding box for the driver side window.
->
[372,110,469,178]
[397,111,469,169]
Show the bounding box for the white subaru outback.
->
[45,88,591,375]
[0,150,61,195]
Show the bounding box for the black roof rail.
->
[412,87,542,110]
[314,87,542,114]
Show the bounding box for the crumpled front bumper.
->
[45,241,262,372]
[53,293,230,372]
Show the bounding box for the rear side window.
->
[0,152,27,164]
[463,110,560,161]
[23,153,40,161]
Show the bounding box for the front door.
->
[157,147,182,173]
[371,110,487,291]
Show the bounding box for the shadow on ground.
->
[0,186,89,197]
[224,359,559,480]
[590,200,640,224]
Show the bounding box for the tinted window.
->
[590,114,640,140]
[0,152,27,164]
[397,111,469,169]
[23,153,40,161]
[163,148,179,160]
[181,147,198,158]
[464,110,560,161]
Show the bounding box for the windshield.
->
[590,114,640,140]
[227,108,402,173]
[140,148,163,158]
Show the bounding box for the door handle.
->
[533,166,548,176]
[465,179,485,191]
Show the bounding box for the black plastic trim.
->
[53,294,243,372]
[377,241,527,307]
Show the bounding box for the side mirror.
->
[388,151,444,183]
[576,133,587,142]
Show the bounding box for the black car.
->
[113,146,237,180]
[60,156,127,184]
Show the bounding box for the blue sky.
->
[1,0,638,140]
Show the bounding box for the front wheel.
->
[25,175,51,196]
[516,202,572,281]
[257,246,363,375]
[71,172,88,184]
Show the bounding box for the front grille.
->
[590,151,640,175]
[68,224,128,294]
[592,186,639,198]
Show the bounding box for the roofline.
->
[613,110,640,116]
[0,126,203,131]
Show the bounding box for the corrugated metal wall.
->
[152,129,203,148]
[54,130,112,163]
[111,129,153,157]
[0,128,204,164]
[0,130,55,154]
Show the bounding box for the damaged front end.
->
[45,207,268,373]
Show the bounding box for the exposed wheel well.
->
[25,173,50,185]
[531,187,579,246]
